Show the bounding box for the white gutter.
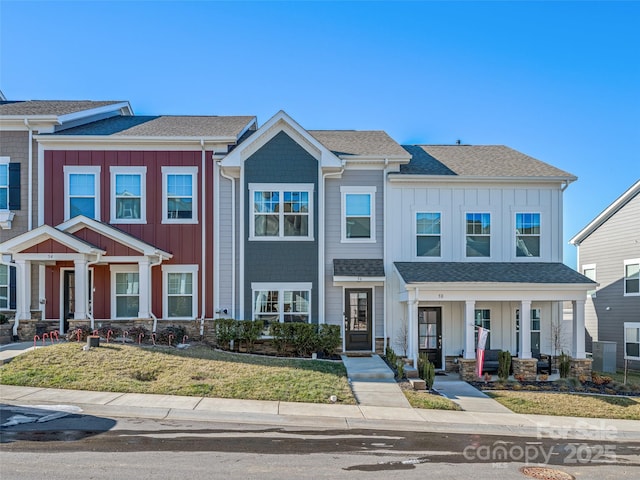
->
[149,253,166,333]
[219,164,236,319]
[383,158,389,351]
[320,162,345,325]
[200,139,206,336]
[24,119,33,231]
[85,252,102,330]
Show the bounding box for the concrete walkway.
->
[0,342,37,365]
[433,374,512,413]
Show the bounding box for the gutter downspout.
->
[149,253,165,333]
[85,252,102,330]
[200,139,206,336]
[0,256,19,337]
[219,164,236,318]
[321,161,345,327]
[383,158,389,352]
[24,119,33,231]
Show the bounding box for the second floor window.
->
[162,166,198,223]
[625,260,640,296]
[64,166,101,220]
[250,184,313,240]
[516,213,541,257]
[0,163,7,210]
[111,167,146,223]
[466,213,490,257]
[341,186,376,242]
[416,212,441,257]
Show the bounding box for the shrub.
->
[66,325,92,342]
[317,324,341,357]
[214,318,238,350]
[269,322,290,356]
[424,360,435,390]
[96,325,122,340]
[385,346,398,368]
[289,323,319,357]
[156,325,187,346]
[558,352,571,378]
[127,326,150,344]
[237,320,263,353]
[396,359,405,380]
[498,350,512,381]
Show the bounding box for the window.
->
[111,166,146,223]
[252,283,311,335]
[110,266,139,318]
[416,212,441,257]
[583,265,596,297]
[0,162,7,210]
[466,213,490,257]
[474,309,491,349]
[250,184,313,240]
[624,259,640,296]
[0,264,8,309]
[341,186,376,242]
[516,308,542,353]
[64,166,101,220]
[162,265,198,319]
[515,213,541,257]
[162,167,198,223]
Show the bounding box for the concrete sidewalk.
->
[433,375,512,413]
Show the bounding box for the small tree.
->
[550,315,568,372]
[423,360,435,391]
[395,323,409,357]
[498,350,512,381]
[558,351,571,378]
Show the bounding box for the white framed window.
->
[416,212,441,257]
[252,282,312,335]
[515,212,541,257]
[110,166,146,223]
[249,183,314,240]
[474,309,491,349]
[0,264,9,309]
[624,259,640,296]
[516,308,542,353]
[162,264,198,319]
[341,186,376,242]
[110,265,139,319]
[0,157,8,211]
[582,264,596,297]
[64,165,101,220]
[162,166,198,224]
[466,212,490,257]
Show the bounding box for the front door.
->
[418,307,442,369]
[344,288,372,351]
[63,270,75,333]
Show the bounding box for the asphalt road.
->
[1,404,639,479]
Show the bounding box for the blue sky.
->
[1,1,638,267]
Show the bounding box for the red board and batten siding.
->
[43,150,216,320]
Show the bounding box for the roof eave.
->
[388,174,577,184]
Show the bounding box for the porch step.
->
[409,378,426,390]
[405,366,419,378]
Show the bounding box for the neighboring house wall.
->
[578,191,640,366]
[242,131,319,321]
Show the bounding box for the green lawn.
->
[0,342,355,404]
[403,389,462,410]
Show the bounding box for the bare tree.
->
[395,323,409,357]
[550,315,568,372]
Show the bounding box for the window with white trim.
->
[474,309,491,349]
[466,213,490,257]
[0,160,7,211]
[162,167,198,223]
[416,212,441,257]
[162,265,198,319]
[64,166,101,220]
[249,184,313,240]
[252,283,311,335]
[110,166,146,223]
[624,259,640,296]
[341,186,376,242]
[110,265,139,319]
[515,213,541,257]
[582,265,596,297]
[0,264,8,309]
[516,308,542,353]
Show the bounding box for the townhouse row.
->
[0,99,595,373]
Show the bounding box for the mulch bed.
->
[469,380,640,397]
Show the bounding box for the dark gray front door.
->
[344,289,372,351]
[418,307,442,369]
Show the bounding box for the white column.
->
[73,258,87,319]
[572,299,586,359]
[138,259,150,318]
[409,298,419,367]
[15,259,32,321]
[520,300,532,359]
[464,300,475,359]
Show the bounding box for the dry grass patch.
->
[0,343,355,404]
[402,388,462,410]
[488,390,640,420]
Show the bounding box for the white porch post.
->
[520,300,532,359]
[138,259,150,318]
[572,299,586,359]
[408,296,418,367]
[464,300,475,359]
[73,258,88,320]
[15,259,32,321]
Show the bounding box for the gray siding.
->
[243,131,319,321]
[217,174,240,317]
[579,192,640,366]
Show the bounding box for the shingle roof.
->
[394,262,595,284]
[51,115,256,138]
[397,145,575,179]
[309,130,409,158]
[334,259,385,277]
[0,100,125,116]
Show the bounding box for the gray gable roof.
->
[394,262,595,284]
[0,100,125,117]
[398,145,575,179]
[334,259,385,277]
[309,130,410,158]
[51,115,256,138]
